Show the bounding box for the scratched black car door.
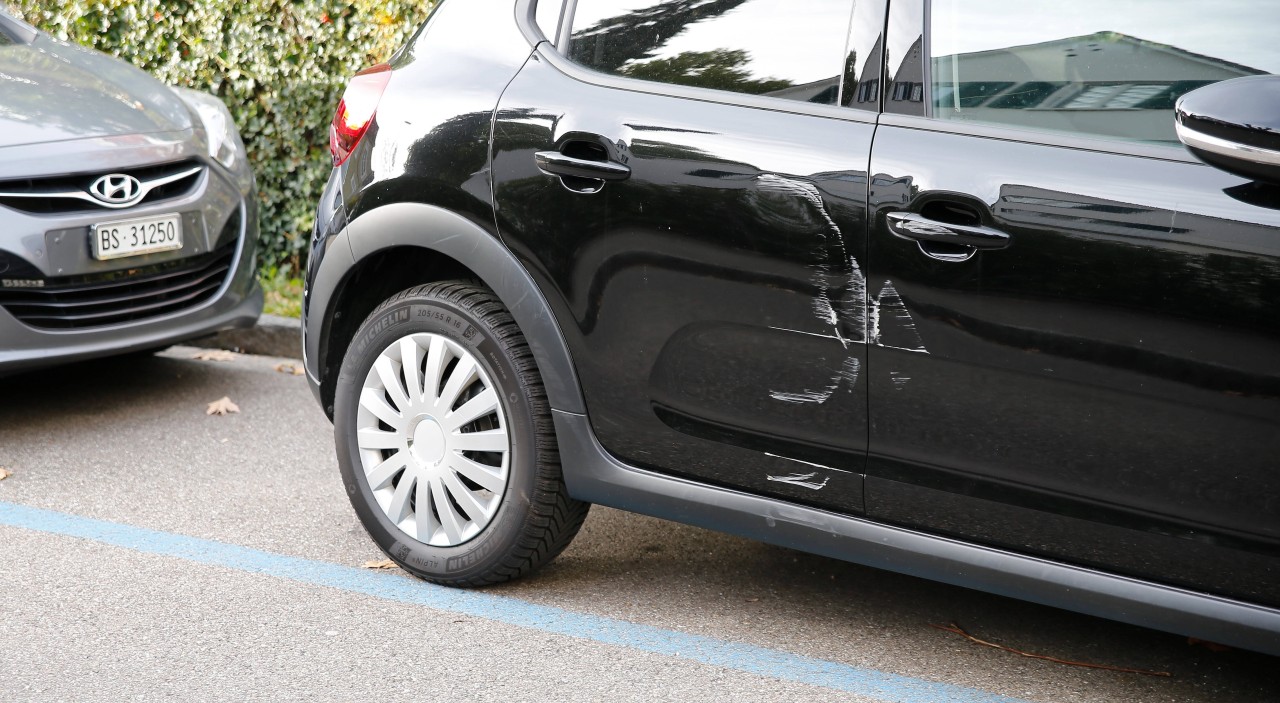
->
[492,0,885,511]
[864,0,1280,605]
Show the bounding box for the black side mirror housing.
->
[1176,75,1280,186]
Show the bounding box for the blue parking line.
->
[1,500,1031,703]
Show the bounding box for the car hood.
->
[0,33,193,148]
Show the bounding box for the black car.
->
[304,0,1280,654]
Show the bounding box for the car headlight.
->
[173,87,246,173]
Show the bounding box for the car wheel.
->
[333,281,589,586]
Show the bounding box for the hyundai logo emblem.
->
[88,173,144,206]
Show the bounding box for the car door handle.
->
[886,212,1011,250]
[534,151,631,181]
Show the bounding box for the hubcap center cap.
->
[408,416,446,466]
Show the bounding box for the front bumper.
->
[0,198,262,372]
[0,137,263,373]
[0,275,262,373]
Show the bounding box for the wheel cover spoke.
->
[355,331,511,548]
[431,475,466,544]
[449,428,508,453]
[373,355,411,414]
[366,450,409,490]
[357,428,403,451]
[447,452,507,494]
[443,471,494,525]
[422,336,448,406]
[415,476,434,543]
[444,388,499,432]
[435,356,477,414]
[386,468,417,525]
[359,387,404,430]
[399,337,425,405]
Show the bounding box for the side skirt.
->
[552,409,1280,656]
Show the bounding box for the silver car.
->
[0,11,261,372]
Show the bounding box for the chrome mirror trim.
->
[1176,121,1280,168]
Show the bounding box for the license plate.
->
[91,213,183,261]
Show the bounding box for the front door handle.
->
[886,212,1011,250]
[534,151,631,181]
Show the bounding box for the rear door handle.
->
[886,212,1011,250]
[534,151,631,181]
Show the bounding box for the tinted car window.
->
[929,0,1280,143]
[567,0,854,104]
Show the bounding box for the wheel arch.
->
[308,202,585,418]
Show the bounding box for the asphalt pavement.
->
[0,347,1275,702]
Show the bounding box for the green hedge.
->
[7,0,435,272]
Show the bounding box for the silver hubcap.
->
[356,332,510,547]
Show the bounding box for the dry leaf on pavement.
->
[193,349,238,362]
[362,559,398,570]
[206,396,240,416]
[274,362,305,376]
[0,467,12,481]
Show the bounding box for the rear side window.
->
[928,0,1280,144]
[566,0,855,105]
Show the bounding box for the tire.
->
[333,281,589,586]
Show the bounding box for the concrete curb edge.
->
[192,314,301,359]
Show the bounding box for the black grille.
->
[0,161,204,214]
[0,230,239,330]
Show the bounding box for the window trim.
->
[516,0,550,43]
[880,112,1202,164]
[556,0,578,52]
[536,44,880,124]
[516,0,880,124]
[517,0,573,46]
[882,0,927,116]
[842,0,889,113]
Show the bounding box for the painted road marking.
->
[0,501,1030,703]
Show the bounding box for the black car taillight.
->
[329,63,392,167]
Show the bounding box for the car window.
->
[928,0,1280,144]
[565,0,855,105]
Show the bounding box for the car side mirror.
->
[1175,75,1280,186]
